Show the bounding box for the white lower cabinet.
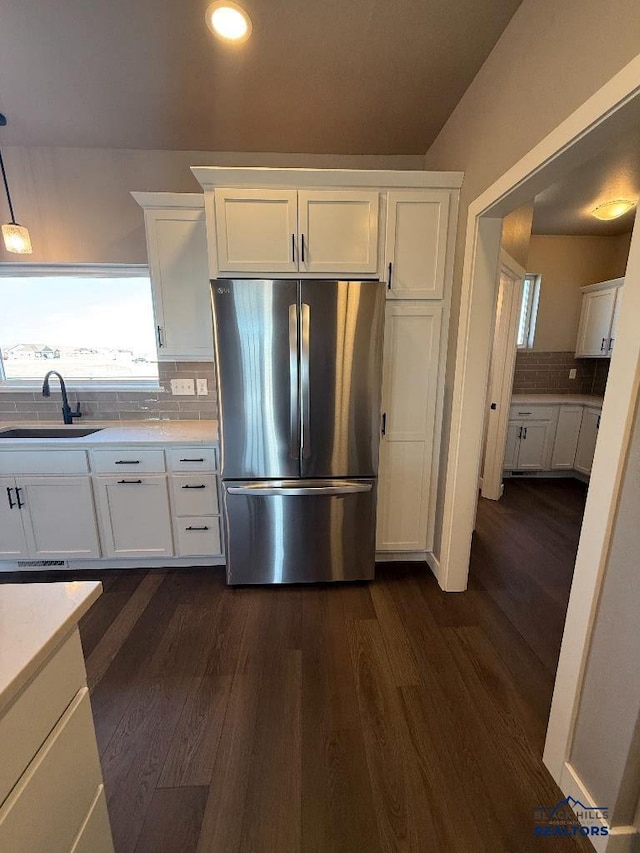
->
[95,475,174,557]
[574,409,601,475]
[504,418,555,471]
[551,406,584,469]
[69,786,113,853]
[0,475,100,560]
[376,301,442,551]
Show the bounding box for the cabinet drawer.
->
[175,517,222,556]
[0,451,88,475]
[0,631,86,805]
[90,449,166,473]
[69,785,114,853]
[509,405,556,421]
[171,474,219,516]
[0,689,102,853]
[167,446,217,472]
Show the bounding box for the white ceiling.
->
[532,133,640,236]
[0,0,522,154]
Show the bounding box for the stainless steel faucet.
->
[42,371,82,425]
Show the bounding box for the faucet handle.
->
[72,402,83,420]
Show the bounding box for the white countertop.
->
[0,419,218,448]
[0,581,101,714]
[511,394,604,407]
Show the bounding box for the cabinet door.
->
[503,422,520,470]
[95,476,174,557]
[574,409,600,475]
[19,477,100,558]
[515,422,551,470]
[377,302,442,551]
[385,191,450,298]
[298,190,379,275]
[608,287,623,355]
[0,477,28,558]
[214,189,298,273]
[575,287,617,356]
[145,207,214,360]
[551,407,583,469]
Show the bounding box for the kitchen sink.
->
[0,427,104,439]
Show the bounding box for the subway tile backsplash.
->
[0,362,218,422]
[512,351,610,396]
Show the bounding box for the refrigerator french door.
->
[212,279,385,584]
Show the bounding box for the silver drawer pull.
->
[182,484,206,489]
[115,460,140,464]
[118,479,142,484]
[186,525,209,531]
[180,457,205,463]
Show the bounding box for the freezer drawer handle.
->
[227,483,372,497]
[182,484,206,489]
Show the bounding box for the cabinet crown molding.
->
[579,277,624,294]
[131,192,205,210]
[191,166,464,191]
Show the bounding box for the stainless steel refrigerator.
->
[211,279,385,585]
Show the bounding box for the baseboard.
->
[375,551,429,563]
[0,556,226,572]
[558,762,639,853]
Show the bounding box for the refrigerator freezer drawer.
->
[223,479,376,585]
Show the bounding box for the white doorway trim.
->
[437,53,640,802]
[480,250,525,500]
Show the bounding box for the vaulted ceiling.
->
[0,0,522,154]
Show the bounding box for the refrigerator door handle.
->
[288,303,300,459]
[301,302,311,459]
[227,481,372,496]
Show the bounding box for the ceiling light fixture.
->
[0,114,32,254]
[206,1,252,42]
[592,198,636,221]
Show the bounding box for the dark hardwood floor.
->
[68,479,592,853]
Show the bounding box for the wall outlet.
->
[569,368,577,379]
[196,378,208,396]
[170,378,195,396]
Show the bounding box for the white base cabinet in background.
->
[551,406,584,469]
[376,302,442,552]
[0,476,100,559]
[95,476,174,558]
[574,408,601,475]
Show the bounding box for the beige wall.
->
[0,147,424,264]
[501,203,534,269]
[528,233,631,351]
[422,0,640,561]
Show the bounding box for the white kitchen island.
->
[0,581,114,853]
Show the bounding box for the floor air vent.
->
[16,560,69,568]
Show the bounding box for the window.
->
[0,264,159,386]
[517,274,541,349]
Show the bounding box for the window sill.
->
[0,382,161,393]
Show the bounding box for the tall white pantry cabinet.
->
[138,168,461,562]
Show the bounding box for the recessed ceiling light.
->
[206,1,252,42]
[592,199,636,221]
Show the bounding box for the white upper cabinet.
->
[298,190,379,274]
[575,278,623,358]
[384,191,450,299]
[133,194,214,361]
[212,188,379,277]
[214,189,298,274]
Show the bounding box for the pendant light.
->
[0,114,33,254]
